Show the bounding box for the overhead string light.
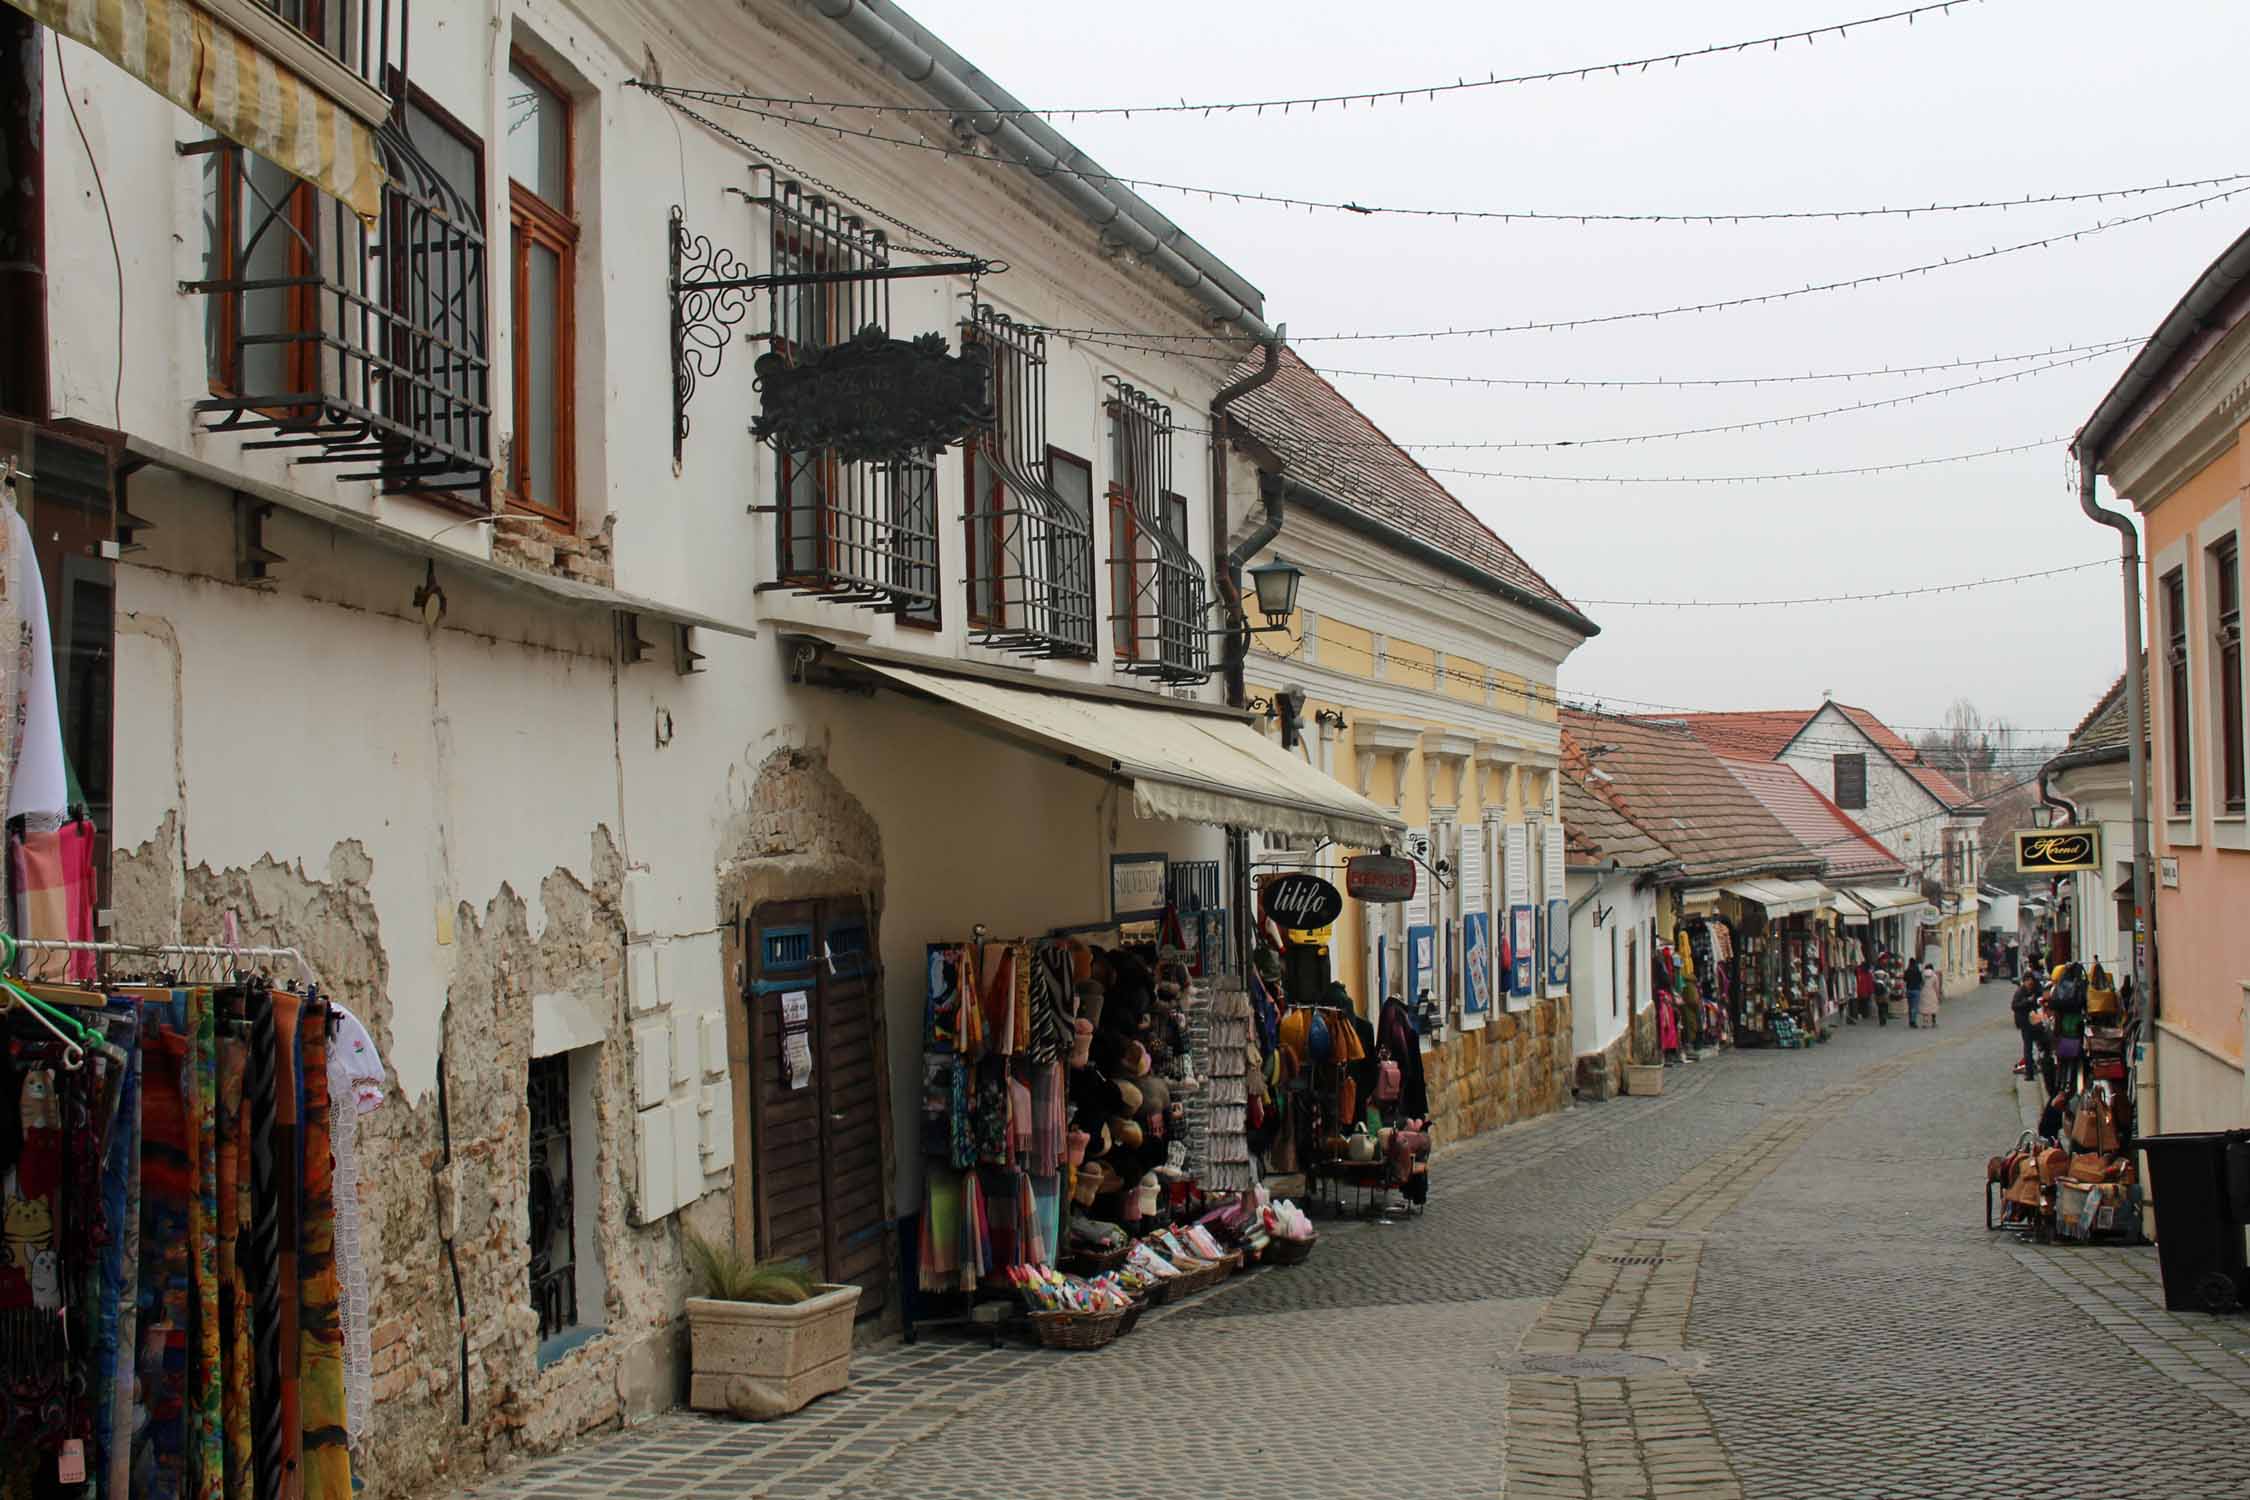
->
[1031,183,2250,347]
[1375,435,2064,486]
[649,2,1982,120]
[636,82,2238,230]
[1304,558,2109,607]
[1172,346,2123,452]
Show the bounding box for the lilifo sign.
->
[1344,854,1417,904]
[2015,827,2102,874]
[752,326,993,464]
[1261,873,1345,930]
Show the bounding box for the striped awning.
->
[8,0,385,223]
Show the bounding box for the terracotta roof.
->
[1560,739,1675,871]
[1719,759,1906,883]
[1560,710,1822,881]
[1227,349,1585,622]
[1657,710,1815,759]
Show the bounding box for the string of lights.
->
[636,83,2237,230]
[1301,558,2108,608]
[1177,347,2119,452]
[655,3,1979,120]
[1407,435,2062,486]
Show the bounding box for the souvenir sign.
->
[1261,872,1345,931]
[1111,853,1170,922]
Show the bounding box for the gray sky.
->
[887,0,2245,741]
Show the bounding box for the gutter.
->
[1277,476,1600,639]
[812,0,1274,341]
[1213,332,1286,709]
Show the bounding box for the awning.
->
[1679,878,1828,918]
[7,0,387,223]
[855,659,1404,848]
[1842,886,1937,927]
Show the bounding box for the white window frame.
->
[2198,499,2247,849]
[2155,534,2201,848]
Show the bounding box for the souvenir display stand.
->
[0,933,384,1500]
[1985,1082,2143,1245]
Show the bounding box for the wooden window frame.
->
[1046,444,1094,643]
[2214,538,2244,815]
[2165,567,2193,817]
[506,48,578,529]
[772,232,840,584]
[1832,752,1867,810]
[1108,485,1143,661]
[199,140,322,409]
[961,342,1006,630]
[390,76,491,514]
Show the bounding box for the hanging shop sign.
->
[1110,853,1170,923]
[1262,872,1345,930]
[2015,827,2102,874]
[752,326,993,463]
[1345,853,1418,904]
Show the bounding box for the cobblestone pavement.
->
[453,985,2250,1499]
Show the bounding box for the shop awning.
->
[1679,878,1828,918]
[6,0,388,223]
[1842,886,1936,927]
[855,659,1404,848]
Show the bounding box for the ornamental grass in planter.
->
[683,1235,862,1420]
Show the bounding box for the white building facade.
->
[1,1,1396,1492]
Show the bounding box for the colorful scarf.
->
[189,989,223,1500]
[218,1038,253,1500]
[297,1014,349,1498]
[135,1019,194,1500]
[98,1007,144,1500]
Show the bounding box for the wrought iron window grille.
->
[186,98,493,496]
[961,305,1095,658]
[1104,376,1211,685]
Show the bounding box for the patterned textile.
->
[1027,945,1071,1065]
[218,1038,253,1500]
[324,1041,370,1446]
[189,989,223,1500]
[136,1020,194,1500]
[271,994,305,1500]
[297,1016,349,1499]
[100,1010,145,1500]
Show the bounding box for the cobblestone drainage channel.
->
[1502,1350,1709,1379]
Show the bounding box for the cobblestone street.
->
[458,983,2250,1499]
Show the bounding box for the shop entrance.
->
[743,897,889,1315]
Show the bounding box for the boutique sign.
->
[1261,873,1345,930]
[1343,854,1417,904]
[2015,827,2102,874]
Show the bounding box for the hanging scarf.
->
[189,987,225,1500]
[297,1012,350,1499]
[102,1005,145,1500]
[136,1016,195,1500]
[218,1036,254,1500]
[1,1039,103,1491]
[1027,945,1071,1065]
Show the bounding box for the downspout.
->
[2076,457,2157,1126]
[1206,330,1282,978]
[1212,329,1285,710]
[2037,769,2080,828]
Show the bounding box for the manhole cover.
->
[1595,1254,1672,1265]
[1502,1350,1705,1378]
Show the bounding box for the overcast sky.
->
[884,0,2245,743]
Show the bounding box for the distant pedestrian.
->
[1922,960,1942,1028]
[1904,956,1925,1028]
[1852,959,1875,1024]
[2010,973,2043,1080]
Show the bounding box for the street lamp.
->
[1246,557,1303,630]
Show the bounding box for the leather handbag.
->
[1374,1048,1403,1105]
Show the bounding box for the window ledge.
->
[201,0,392,127]
[536,1324,604,1370]
[2167,816,2203,849]
[2214,815,2250,852]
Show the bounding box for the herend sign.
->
[751,326,992,463]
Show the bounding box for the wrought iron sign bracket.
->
[669,205,995,462]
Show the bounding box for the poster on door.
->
[780,989,813,1091]
[1508,904,1536,997]
[1546,898,1571,989]
[1463,910,1492,1016]
[1406,923,1435,1007]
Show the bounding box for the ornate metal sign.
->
[2015,827,2102,874]
[1344,854,1418,904]
[1261,872,1345,930]
[751,327,992,465]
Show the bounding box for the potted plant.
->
[683,1235,862,1419]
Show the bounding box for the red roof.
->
[1719,759,1906,882]
[1828,704,1973,808]
[1227,349,1585,621]
[1661,703,1973,810]
[1560,710,1821,881]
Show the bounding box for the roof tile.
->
[1719,759,1906,882]
[1560,710,1822,881]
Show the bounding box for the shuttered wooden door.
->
[746,898,889,1315]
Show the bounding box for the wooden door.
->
[745,898,889,1314]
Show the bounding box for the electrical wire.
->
[662,2,1981,120]
[1304,557,2108,608]
[1272,339,2141,392]
[639,82,2234,230]
[1409,435,2062,486]
[1031,182,2250,346]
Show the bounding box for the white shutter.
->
[1544,822,1566,903]
[1459,824,1485,912]
[1405,828,1432,928]
[1504,823,1530,907]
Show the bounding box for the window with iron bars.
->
[189,95,492,498]
[251,0,364,69]
[960,307,1094,657]
[1104,378,1210,685]
[757,172,938,620]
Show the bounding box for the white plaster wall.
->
[1777,705,1948,885]
[1567,872,1655,1062]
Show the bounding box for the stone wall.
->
[1573,1002,1661,1101]
[1422,992,1575,1145]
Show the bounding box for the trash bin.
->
[2140,1132,2250,1313]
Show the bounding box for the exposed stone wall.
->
[110,819,729,1498]
[492,515,616,589]
[1422,992,1575,1145]
[1573,1004,1659,1101]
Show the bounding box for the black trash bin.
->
[2140,1132,2250,1313]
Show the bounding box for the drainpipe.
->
[2077,457,2158,1127]
[2037,769,2080,828]
[1212,329,1285,710]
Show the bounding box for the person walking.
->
[2010,972,2043,1080]
[1852,959,1875,1024]
[1922,959,1942,1029]
[1903,953,1925,1028]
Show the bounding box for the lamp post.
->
[1246,557,1303,630]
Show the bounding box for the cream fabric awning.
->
[8,0,386,223]
[1721,878,1827,918]
[1843,886,1936,927]
[859,660,1405,848]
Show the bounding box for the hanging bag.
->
[1374,1046,1402,1105]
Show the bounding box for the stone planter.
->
[687,1284,861,1420]
[1623,1063,1666,1097]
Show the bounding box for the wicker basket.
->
[1263,1232,1317,1266]
[1117,1294,1150,1335]
[1139,1277,1173,1308]
[1163,1256,1229,1297]
[1028,1306,1129,1350]
[1217,1248,1246,1277]
[1060,1242,1131,1275]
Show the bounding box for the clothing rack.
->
[10,936,323,988]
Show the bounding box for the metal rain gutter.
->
[811,0,1276,342]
